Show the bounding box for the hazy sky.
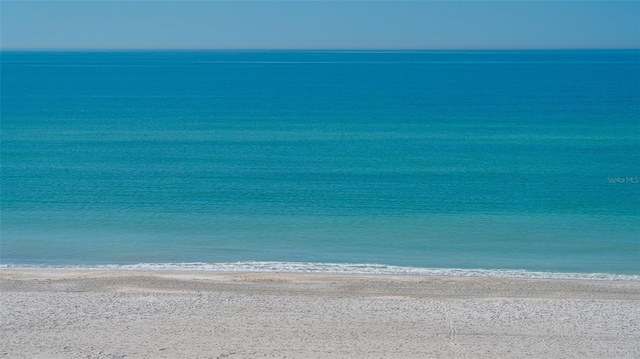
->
[2,1,639,50]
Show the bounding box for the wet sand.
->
[1,269,639,358]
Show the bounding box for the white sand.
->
[1,270,639,358]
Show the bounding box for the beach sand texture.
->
[1,270,639,358]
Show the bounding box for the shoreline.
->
[2,262,638,281]
[2,267,640,284]
[1,269,639,358]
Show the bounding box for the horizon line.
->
[2,47,639,52]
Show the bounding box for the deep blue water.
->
[1,50,639,277]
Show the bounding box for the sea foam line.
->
[1,261,638,281]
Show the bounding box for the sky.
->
[1,1,639,50]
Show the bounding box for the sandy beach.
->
[1,270,638,358]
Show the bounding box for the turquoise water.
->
[1,50,639,278]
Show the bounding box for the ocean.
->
[1,50,639,279]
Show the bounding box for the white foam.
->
[1,261,638,281]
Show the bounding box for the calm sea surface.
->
[1,50,639,278]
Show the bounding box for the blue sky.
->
[2,1,639,49]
